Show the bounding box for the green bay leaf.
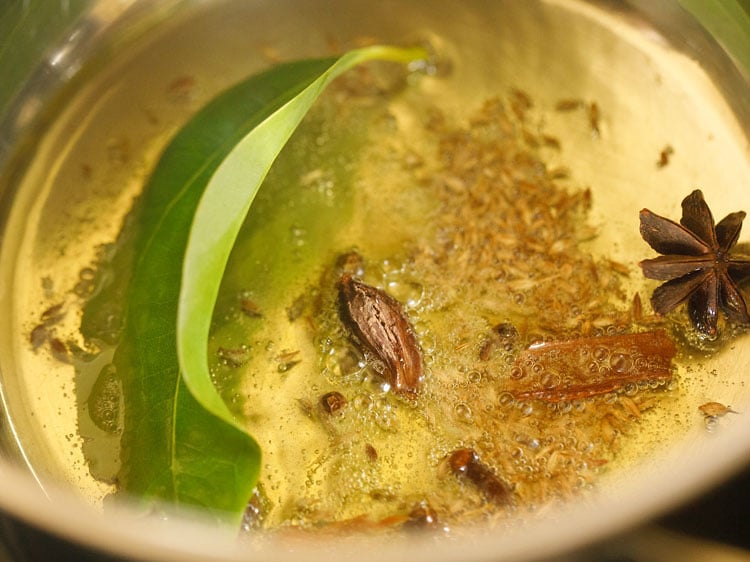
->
[112,45,426,522]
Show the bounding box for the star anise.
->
[639,189,750,337]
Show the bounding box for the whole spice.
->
[698,402,737,418]
[49,337,72,364]
[364,443,378,462]
[639,190,750,336]
[403,502,439,530]
[448,448,512,506]
[319,391,348,415]
[217,346,250,367]
[555,98,584,111]
[338,274,423,396]
[588,102,601,136]
[656,145,674,168]
[507,331,676,402]
[478,322,519,361]
[239,295,263,318]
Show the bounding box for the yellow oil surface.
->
[0,0,747,537]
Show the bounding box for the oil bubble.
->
[370,359,386,375]
[375,412,399,432]
[388,280,424,308]
[498,392,515,408]
[593,347,608,361]
[557,401,572,413]
[623,382,638,396]
[540,372,558,388]
[290,225,307,247]
[454,402,473,423]
[610,352,631,373]
[703,416,718,432]
[353,392,373,411]
[376,396,392,412]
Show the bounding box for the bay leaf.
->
[105,46,426,521]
